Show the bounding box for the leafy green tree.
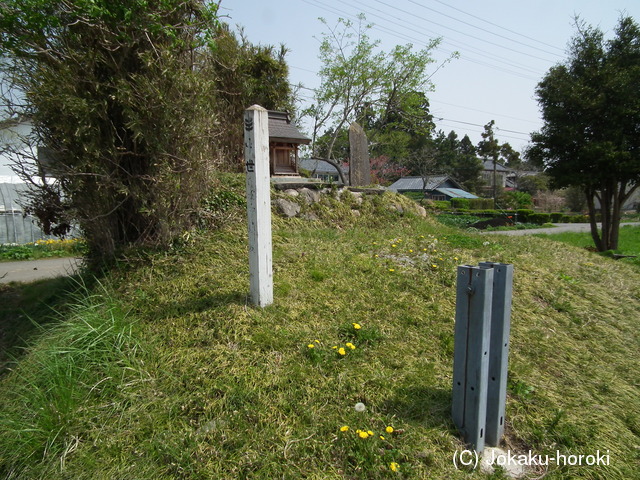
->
[427,131,482,193]
[529,16,640,250]
[454,134,484,192]
[477,120,501,200]
[500,143,521,168]
[306,14,443,165]
[210,26,292,163]
[0,1,291,265]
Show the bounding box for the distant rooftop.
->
[387,175,452,192]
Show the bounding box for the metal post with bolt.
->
[244,105,273,307]
[452,262,513,452]
[479,262,514,447]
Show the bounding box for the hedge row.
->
[450,197,495,210]
[437,207,590,224]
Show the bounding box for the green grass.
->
[0,181,639,479]
[0,238,86,262]
[535,224,640,267]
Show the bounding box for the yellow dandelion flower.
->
[338,347,346,356]
[315,339,320,343]
[408,249,413,253]
[307,344,315,349]
[340,425,349,432]
[389,268,395,272]
[379,435,385,440]
[346,342,356,350]
[332,345,338,349]
[367,430,374,436]
[391,244,397,248]
[432,264,438,268]
[454,257,459,261]
[390,462,399,472]
[385,426,394,434]
[358,431,369,439]
[352,323,361,330]
[423,248,427,251]
[356,429,362,434]
[374,254,379,257]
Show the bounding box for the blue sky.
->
[225,0,640,153]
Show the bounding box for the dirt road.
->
[0,257,82,284]
[483,222,640,236]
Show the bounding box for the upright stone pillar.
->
[348,122,371,186]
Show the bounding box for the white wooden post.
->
[244,105,273,307]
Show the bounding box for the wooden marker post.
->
[244,105,273,307]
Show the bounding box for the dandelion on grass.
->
[337,347,346,356]
[385,426,394,434]
[345,342,356,350]
[340,425,349,432]
[390,462,400,472]
[352,323,361,330]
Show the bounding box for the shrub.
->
[516,209,535,222]
[450,198,470,209]
[469,198,495,210]
[0,2,291,267]
[529,213,552,225]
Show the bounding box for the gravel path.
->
[483,222,640,236]
[0,257,82,284]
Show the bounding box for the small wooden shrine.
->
[268,111,311,176]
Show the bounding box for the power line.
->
[304,0,545,81]
[405,0,564,58]
[347,0,546,76]
[435,117,532,138]
[433,100,541,125]
[360,0,558,64]
[432,0,566,54]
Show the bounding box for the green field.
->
[0,181,638,479]
[535,225,640,267]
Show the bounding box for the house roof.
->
[482,160,509,172]
[299,158,349,175]
[268,111,311,144]
[387,175,458,192]
[434,187,478,199]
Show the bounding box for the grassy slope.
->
[1,182,639,479]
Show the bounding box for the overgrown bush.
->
[0,1,291,267]
[529,213,552,225]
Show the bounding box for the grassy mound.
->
[1,178,638,479]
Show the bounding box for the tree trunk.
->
[585,189,604,251]
[585,181,638,252]
[311,157,347,185]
